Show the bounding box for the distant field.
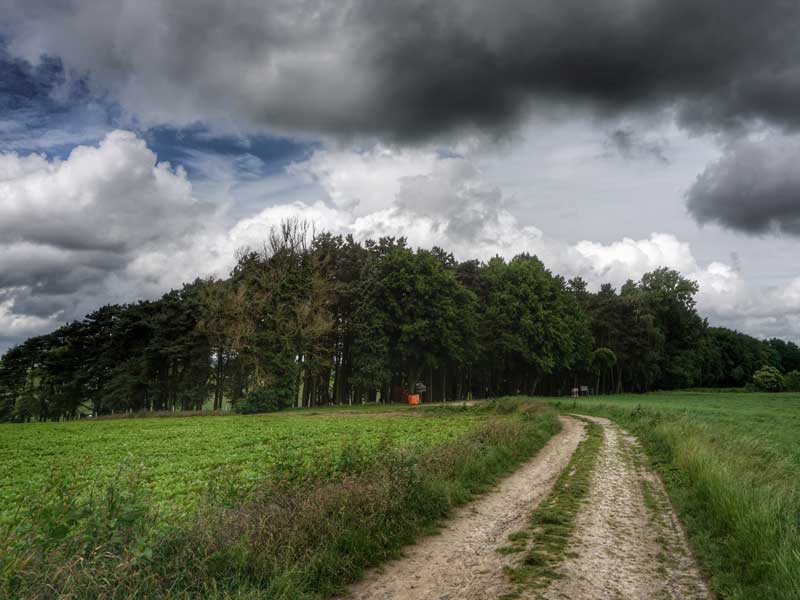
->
[558,391,800,471]
[0,406,484,525]
[553,392,800,600]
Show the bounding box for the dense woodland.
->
[2,221,800,422]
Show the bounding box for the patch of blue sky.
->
[0,38,315,184]
[143,124,316,180]
[0,42,117,157]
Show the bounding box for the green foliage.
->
[0,461,159,598]
[753,365,785,392]
[591,347,617,374]
[477,254,592,396]
[767,338,800,373]
[706,327,772,387]
[236,387,291,414]
[783,370,800,392]
[351,244,478,393]
[2,221,800,420]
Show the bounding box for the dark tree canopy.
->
[1,222,796,421]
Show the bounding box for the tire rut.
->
[337,416,585,600]
[539,415,711,600]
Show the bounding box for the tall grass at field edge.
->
[1,399,560,599]
[556,401,800,600]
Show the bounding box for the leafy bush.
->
[783,370,800,392]
[235,387,292,414]
[752,366,785,392]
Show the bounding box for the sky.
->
[2,0,800,352]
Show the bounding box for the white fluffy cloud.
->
[691,263,800,339]
[572,234,697,282]
[4,133,800,351]
[0,131,215,344]
[285,146,548,259]
[274,147,703,286]
[239,145,800,341]
[0,130,206,252]
[572,235,800,339]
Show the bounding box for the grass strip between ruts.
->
[500,417,603,599]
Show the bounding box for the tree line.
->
[2,221,799,422]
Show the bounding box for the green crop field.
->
[0,400,561,598]
[553,391,800,600]
[0,406,484,525]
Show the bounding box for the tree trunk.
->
[332,345,341,404]
[530,370,541,396]
[214,351,225,410]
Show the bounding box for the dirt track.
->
[339,415,710,600]
[340,416,585,600]
[541,416,711,600]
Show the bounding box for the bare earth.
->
[541,416,711,600]
[339,416,585,600]
[339,414,710,600]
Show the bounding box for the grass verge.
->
[500,418,603,598]
[0,400,559,599]
[555,399,800,600]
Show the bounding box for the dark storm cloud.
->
[4,0,800,140]
[687,135,800,235]
[0,246,126,294]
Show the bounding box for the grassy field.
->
[0,400,560,599]
[0,406,483,525]
[553,391,800,600]
[8,392,796,598]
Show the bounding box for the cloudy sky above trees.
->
[3,0,800,351]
